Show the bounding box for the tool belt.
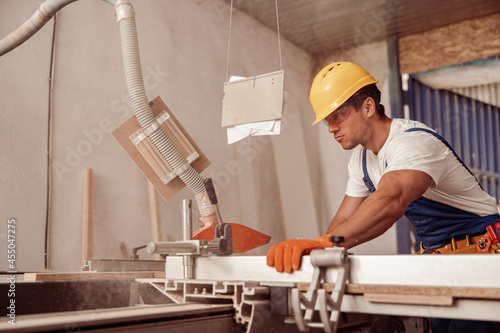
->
[417,232,499,254]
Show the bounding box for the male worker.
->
[267,61,499,268]
[267,61,500,332]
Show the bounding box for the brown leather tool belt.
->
[417,232,499,254]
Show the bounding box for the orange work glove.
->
[266,234,333,273]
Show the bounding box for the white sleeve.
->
[384,131,450,186]
[346,148,370,197]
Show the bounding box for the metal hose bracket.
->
[195,190,216,219]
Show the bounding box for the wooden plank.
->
[24,272,158,282]
[111,96,210,202]
[148,181,162,261]
[135,135,171,179]
[82,169,94,262]
[163,120,190,158]
[163,119,195,157]
[296,283,500,300]
[364,293,453,306]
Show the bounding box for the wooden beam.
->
[82,169,94,262]
[120,242,129,260]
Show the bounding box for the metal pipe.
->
[183,200,193,241]
[147,241,197,255]
[182,199,194,279]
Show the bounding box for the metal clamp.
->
[161,152,199,184]
[291,245,349,332]
[132,111,171,146]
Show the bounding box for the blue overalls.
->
[363,128,500,333]
[361,127,500,250]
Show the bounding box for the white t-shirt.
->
[346,118,498,216]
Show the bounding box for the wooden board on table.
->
[296,282,500,306]
[24,272,159,282]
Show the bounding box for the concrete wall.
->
[0,0,395,273]
[0,0,55,272]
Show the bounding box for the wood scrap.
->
[82,169,94,262]
[120,242,129,260]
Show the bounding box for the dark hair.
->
[345,84,385,117]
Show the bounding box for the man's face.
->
[324,99,369,150]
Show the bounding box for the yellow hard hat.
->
[309,62,378,126]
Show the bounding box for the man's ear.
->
[365,97,377,118]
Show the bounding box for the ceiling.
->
[223,0,500,56]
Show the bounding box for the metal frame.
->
[407,78,500,202]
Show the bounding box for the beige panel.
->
[222,70,284,127]
[399,13,500,74]
[0,0,53,271]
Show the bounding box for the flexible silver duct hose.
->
[115,0,205,195]
[0,0,79,56]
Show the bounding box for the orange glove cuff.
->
[314,234,334,248]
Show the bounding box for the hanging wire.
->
[225,0,234,82]
[275,0,282,71]
[225,0,283,82]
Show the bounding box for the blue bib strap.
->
[404,127,483,191]
[362,148,376,193]
[359,126,495,249]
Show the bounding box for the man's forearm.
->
[327,189,406,248]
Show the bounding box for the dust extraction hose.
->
[114,0,206,195]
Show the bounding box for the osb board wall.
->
[399,13,500,74]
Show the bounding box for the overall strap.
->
[362,148,376,193]
[404,128,484,191]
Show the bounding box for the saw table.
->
[2,253,499,333]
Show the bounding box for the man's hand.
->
[266,235,332,273]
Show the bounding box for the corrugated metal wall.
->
[407,78,500,203]
[451,83,500,109]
